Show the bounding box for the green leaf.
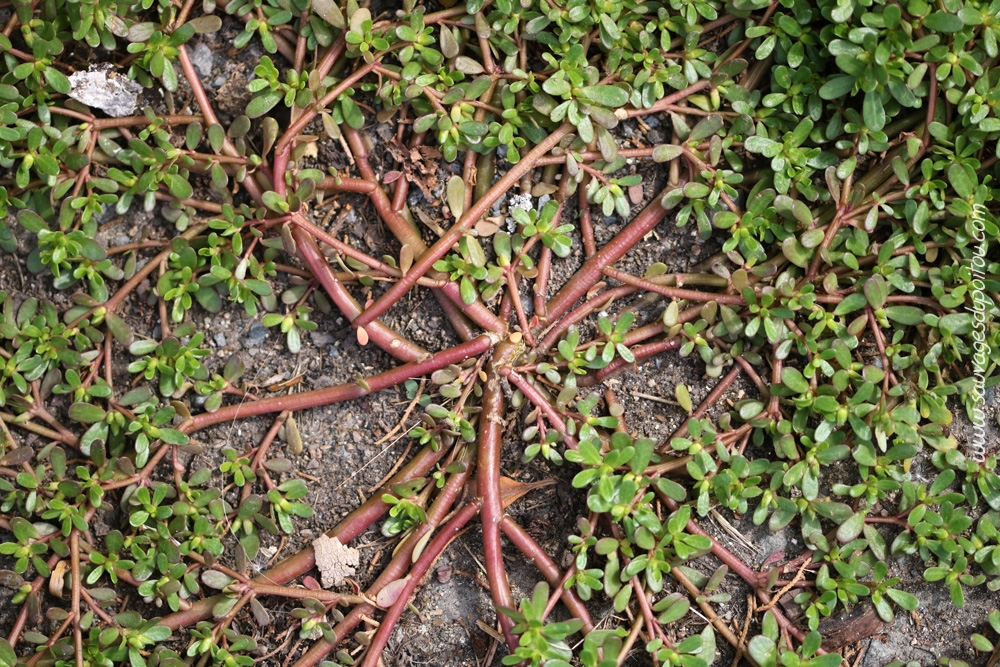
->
[262,191,287,213]
[188,15,222,33]
[883,305,925,325]
[312,0,346,28]
[167,174,193,200]
[580,85,629,108]
[863,92,885,132]
[744,136,782,157]
[833,292,867,316]
[17,210,48,233]
[819,75,856,100]
[924,11,964,32]
[652,144,683,162]
[207,123,226,152]
[246,90,283,118]
[341,96,364,129]
[44,67,71,94]
[69,402,107,424]
[748,636,777,667]
[885,588,919,611]
[157,428,189,445]
[836,511,865,543]
[447,176,465,220]
[948,163,977,199]
[201,569,235,589]
[781,367,809,393]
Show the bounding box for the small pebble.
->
[190,42,214,78]
[214,332,226,347]
[311,331,336,346]
[243,323,267,347]
[489,193,507,217]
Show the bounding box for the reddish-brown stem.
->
[535,285,638,352]
[92,114,203,129]
[71,532,83,667]
[503,368,575,447]
[341,127,506,335]
[293,225,429,362]
[660,363,743,448]
[734,356,768,397]
[633,576,665,645]
[272,60,381,196]
[534,244,553,321]
[542,188,672,328]
[625,80,711,118]
[316,175,377,193]
[289,444,473,667]
[161,444,446,631]
[671,566,749,663]
[578,174,597,257]
[179,335,494,433]
[353,123,575,330]
[479,341,519,650]
[658,493,817,651]
[280,216,439,287]
[8,552,60,644]
[588,336,681,384]
[359,501,481,667]
[501,516,595,632]
[534,146,659,167]
[866,307,898,390]
[603,267,744,305]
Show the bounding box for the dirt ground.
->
[0,18,999,667]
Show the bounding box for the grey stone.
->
[489,193,507,217]
[646,115,660,128]
[310,331,336,346]
[214,332,227,348]
[190,42,214,79]
[314,375,337,388]
[243,323,267,347]
[646,129,665,145]
[68,64,142,118]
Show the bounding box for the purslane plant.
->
[0,0,998,665]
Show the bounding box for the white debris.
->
[312,534,359,588]
[507,191,533,233]
[68,64,142,118]
[508,192,533,212]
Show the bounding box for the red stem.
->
[500,516,595,632]
[292,226,429,362]
[352,124,574,330]
[541,187,672,328]
[479,340,520,651]
[179,335,494,433]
